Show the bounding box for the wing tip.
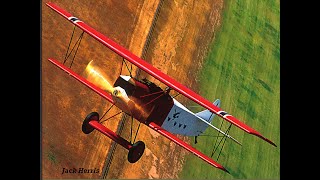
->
[215,163,230,174]
[221,167,230,174]
[46,2,53,7]
[264,137,277,147]
[253,133,277,147]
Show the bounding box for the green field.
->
[180,0,280,179]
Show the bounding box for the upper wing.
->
[148,122,230,173]
[48,58,114,104]
[46,2,276,147]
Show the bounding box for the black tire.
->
[82,112,99,134]
[127,141,145,163]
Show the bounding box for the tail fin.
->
[196,99,221,123]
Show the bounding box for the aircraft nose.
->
[112,89,119,96]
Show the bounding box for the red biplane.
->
[46,2,276,173]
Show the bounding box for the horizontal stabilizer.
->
[196,113,242,145]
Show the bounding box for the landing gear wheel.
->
[127,141,145,163]
[82,112,99,134]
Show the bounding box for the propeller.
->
[83,60,148,119]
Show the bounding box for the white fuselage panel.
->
[160,99,210,136]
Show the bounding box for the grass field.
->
[180,0,280,179]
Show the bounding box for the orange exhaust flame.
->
[83,60,115,94]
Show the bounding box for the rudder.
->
[195,99,221,123]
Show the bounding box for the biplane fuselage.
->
[112,75,173,125]
[112,75,220,137]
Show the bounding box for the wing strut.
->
[63,26,84,68]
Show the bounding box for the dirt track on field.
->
[41,0,223,179]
